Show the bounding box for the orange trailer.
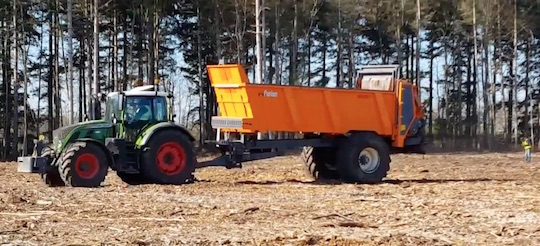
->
[202,64,425,183]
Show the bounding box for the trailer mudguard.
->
[135,122,195,148]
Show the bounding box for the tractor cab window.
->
[105,94,120,122]
[125,97,153,125]
[124,96,168,128]
[153,97,167,122]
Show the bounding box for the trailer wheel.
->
[40,145,65,187]
[141,130,195,185]
[116,172,148,185]
[336,133,390,183]
[301,147,339,180]
[58,141,109,187]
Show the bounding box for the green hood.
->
[52,120,113,151]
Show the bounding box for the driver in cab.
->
[127,98,152,124]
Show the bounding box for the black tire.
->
[141,130,195,185]
[40,145,65,187]
[336,133,390,184]
[116,172,148,185]
[301,147,339,180]
[58,141,109,187]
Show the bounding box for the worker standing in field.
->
[521,137,532,163]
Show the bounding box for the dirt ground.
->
[0,152,539,245]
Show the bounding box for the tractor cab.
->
[105,85,169,141]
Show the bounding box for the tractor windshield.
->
[125,96,167,126]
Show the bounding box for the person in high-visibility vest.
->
[521,137,532,163]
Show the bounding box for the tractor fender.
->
[76,138,115,168]
[135,122,195,148]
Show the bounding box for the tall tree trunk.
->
[54,0,60,128]
[136,7,143,82]
[321,37,327,87]
[511,0,518,144]
[494,0,501,138]
[21,7,30,156]
[272,1,280,84]
[113,8,118,91]
[405,35,409,79]
[336,0,342,87]
[466,50,472,137]
[93,0,100,119]
[196,0,204,146]
[261,0,266,81]
[399,0,405,77]
[3,15,13,159]
[47,5,54,140]
[37,10,45,137]
[123,12,129,90]
[289,0,298,86]
[85,0,93,119]
[153,7,159,84]
[410,35,414,82]
[428,41,434,137]
[79,39,85,122]
[482,23,491,149]
[67,0,74,124]
[472,0,478,145]
[12,0,18,157]
[148,2,156,85]
[415,0,421,93]
[526,38,532,147]
[255,0,263,84]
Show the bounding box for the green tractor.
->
[39,85,196,187]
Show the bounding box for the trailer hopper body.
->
[207,64,424,149]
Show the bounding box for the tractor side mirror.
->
[172,114,177,121]
[112,113,118,125]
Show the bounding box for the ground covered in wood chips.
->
[0,153,539,245]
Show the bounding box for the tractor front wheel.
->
[58,142,109,187]
[40,145,65,187]
[141,130,195,184]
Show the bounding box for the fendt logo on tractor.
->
[19,64,425,188]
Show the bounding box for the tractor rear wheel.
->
[58,141,109,187]
[301,147,339,180]
[40,145,65,187]
[336,133,390,184]
[141,130,195,184]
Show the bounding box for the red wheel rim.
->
[75,153,100,179]
[156,142,186,176]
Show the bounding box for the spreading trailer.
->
[18,64,424,187]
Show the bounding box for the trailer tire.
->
[58,141,109,187]
[336,133,390,183]
[116,172,148,185]
[40,145,65,187]
[301,147,339,180]
[141,130,195,185]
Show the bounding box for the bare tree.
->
[67,0,74,124]
[93,0,99,119]
[12,0,18,156]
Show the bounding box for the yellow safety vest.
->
[522,140,532,150]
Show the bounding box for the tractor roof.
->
[114,85,168,97]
